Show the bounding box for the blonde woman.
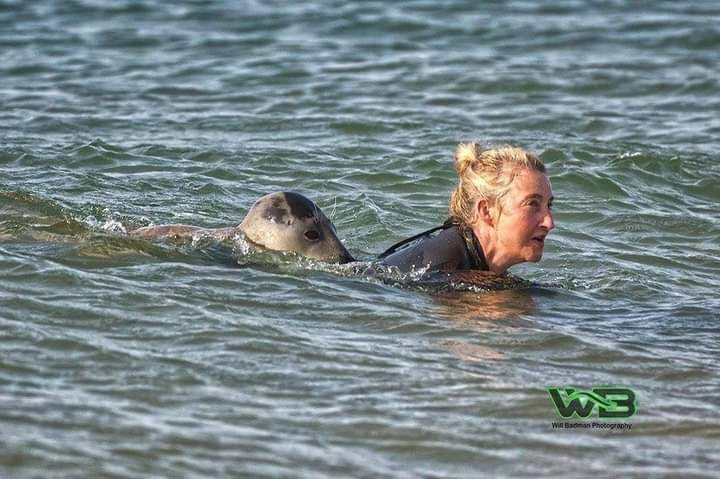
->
[379,143,555,274]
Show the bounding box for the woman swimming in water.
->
[379,143,555,274]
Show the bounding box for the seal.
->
[129,191,355,264]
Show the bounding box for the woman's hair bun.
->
[454,142,480,176]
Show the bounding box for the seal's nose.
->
[338,249,355,264]
[325,241,355,264]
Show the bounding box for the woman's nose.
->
[542,208,555,231]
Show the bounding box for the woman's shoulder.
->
[380,225,477,273]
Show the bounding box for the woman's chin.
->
[523,247,544,262]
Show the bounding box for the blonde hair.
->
[449,142,546,224]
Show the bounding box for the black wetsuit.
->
[378,218,488,273]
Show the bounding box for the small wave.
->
[299,258,542,294]
[83,215,128,235]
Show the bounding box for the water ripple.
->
[2,0,720,476]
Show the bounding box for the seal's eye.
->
[304,230,320,241]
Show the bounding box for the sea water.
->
[1,1,719,477]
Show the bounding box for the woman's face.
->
[489,168,555,268]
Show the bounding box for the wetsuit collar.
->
[455,220,488,270]
[446,217,488,270]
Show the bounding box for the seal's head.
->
[239,192,354,264]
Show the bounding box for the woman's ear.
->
[476,199,494,227]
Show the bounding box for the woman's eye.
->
[304,230,320,241]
